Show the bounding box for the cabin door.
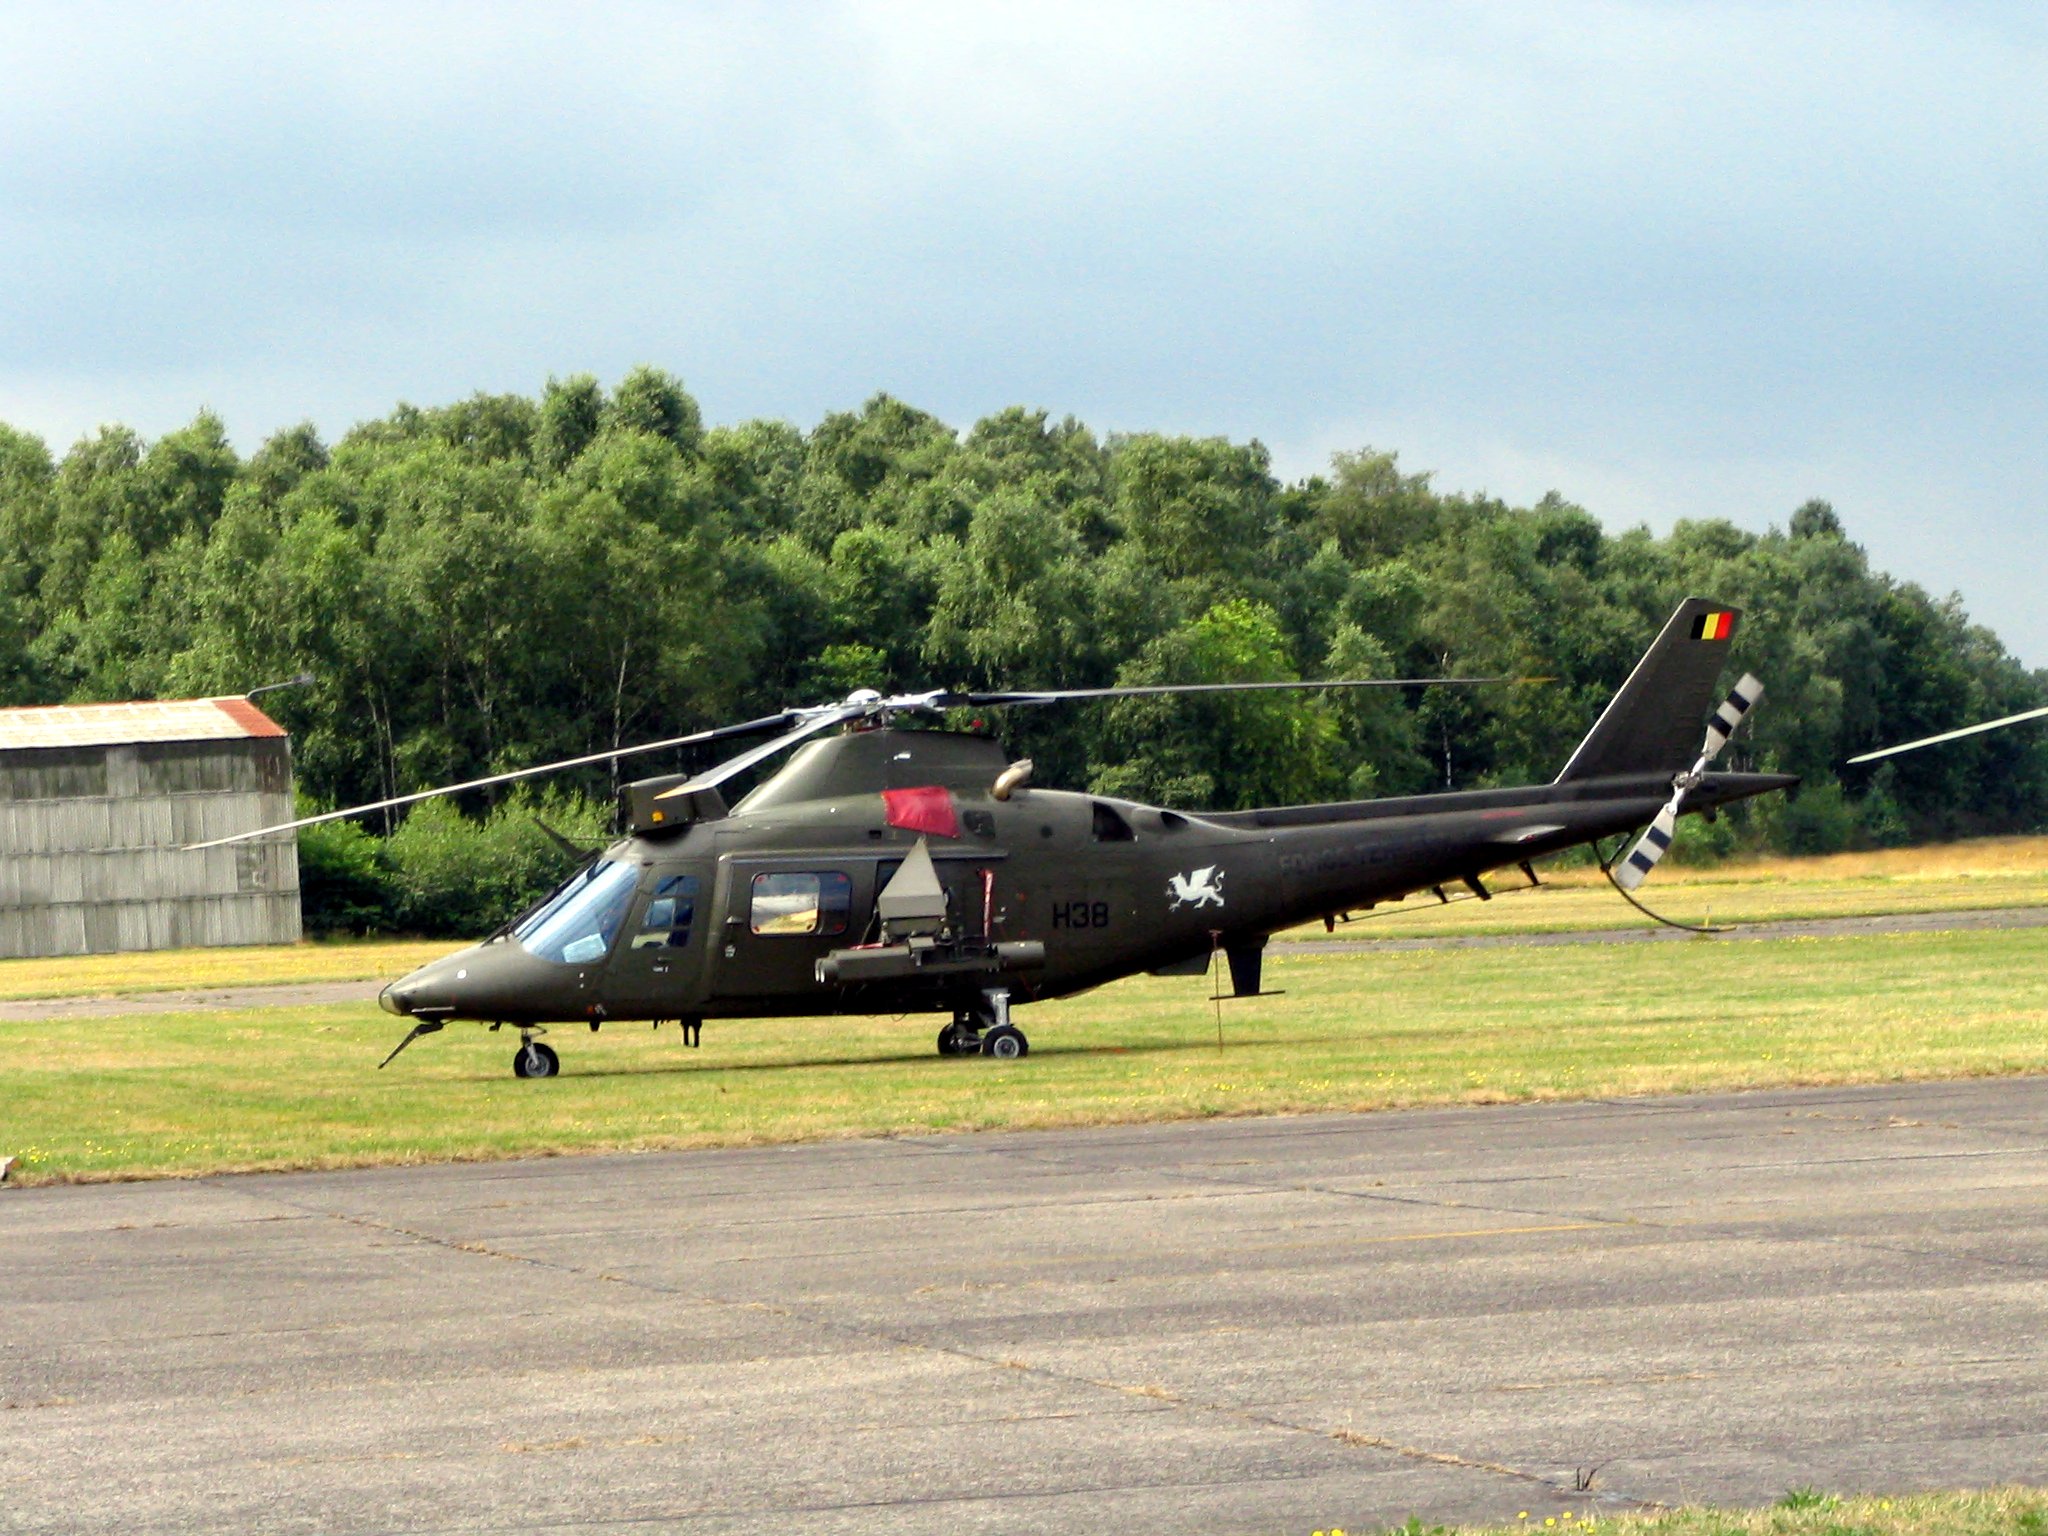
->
[607,865,714,1015]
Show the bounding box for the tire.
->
[980,1025,1027,1060]
[514,1041,560,1078]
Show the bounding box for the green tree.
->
[240,422,329,510]
[1313,448,1440,564]
[700,418,806,537]
[527,429,746,785]
[797,394,963,549]
[135,411,238,549]
[426,393,539,465]
[607,365,703,456]
[1109,433,1277,588]
[534,373,606,474]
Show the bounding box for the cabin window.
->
[750,871,852,936]
[515,859,641,965]
[631,874,699,949]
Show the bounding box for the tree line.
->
[1,367,2042,920]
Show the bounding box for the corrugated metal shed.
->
[0,697,301,958]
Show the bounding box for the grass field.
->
[1348,1487,2048,1536]
[6,908,2046,1183]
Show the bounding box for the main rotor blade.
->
[947,676,1535,707]
[182,710,804,850]
[1847,704,2048,764]
[654,704,866,797]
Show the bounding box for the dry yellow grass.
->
[1282,835,2048,940]
[1695,834,2048,881]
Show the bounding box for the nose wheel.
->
[513,1032,559,1079]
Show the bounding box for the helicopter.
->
[197,596,1794,1077]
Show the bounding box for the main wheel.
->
[513,1041,560,1078]
[937,1022,977,1057]
[980,1024,1028,1060]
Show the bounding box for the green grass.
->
[6,922,2047,1183]
[1347,1486,2048,1536]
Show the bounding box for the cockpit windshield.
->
[514,859,640,965]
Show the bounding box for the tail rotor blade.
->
[1701,674,1764,763]
[1614,799,1680,891]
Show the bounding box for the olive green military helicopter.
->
[198,596,1793,1076]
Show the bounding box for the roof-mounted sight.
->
[620,775,727,837]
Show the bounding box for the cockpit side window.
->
[515,859,641,965]
[631,874,700,949]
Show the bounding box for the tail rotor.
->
[1613,674,1764,891]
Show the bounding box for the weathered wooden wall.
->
[0,738,300,957]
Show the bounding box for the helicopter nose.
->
[378,952,472,1021]
[378,943,576,1024]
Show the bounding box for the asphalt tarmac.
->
[8,1078,2048,1535]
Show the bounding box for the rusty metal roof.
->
[0,697,287,752]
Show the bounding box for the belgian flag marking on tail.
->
[1691,610,1735,641]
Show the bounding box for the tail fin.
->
[1554,598,1742,782]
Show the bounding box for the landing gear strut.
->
[936,989,1028,1060]
[513,1029,559,1079]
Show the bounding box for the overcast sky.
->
[3,2,2043,661]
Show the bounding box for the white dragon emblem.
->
[1166,866,1225,911]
